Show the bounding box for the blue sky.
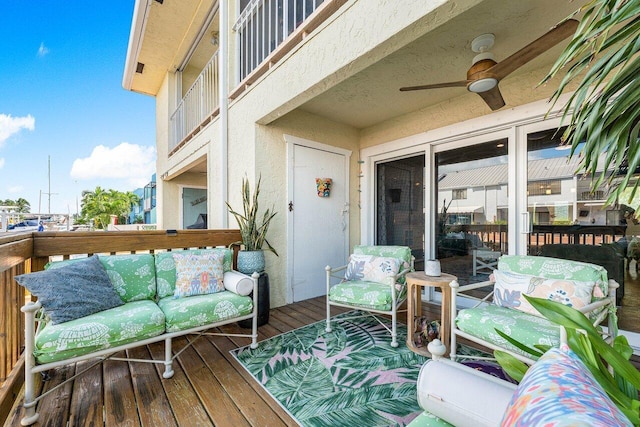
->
[0,2,155,215]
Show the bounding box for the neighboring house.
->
[127,174,157,224]
[122,0,634,311]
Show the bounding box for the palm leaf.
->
[266,357,335,406]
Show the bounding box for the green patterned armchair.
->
[325,245,413,347]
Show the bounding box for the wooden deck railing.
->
[0,228,241,423]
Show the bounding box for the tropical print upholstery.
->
[344,254,401,283]
[353,245,412,284]
[329,280,406,311]
[501,347,632,426]
[407,412,453,427]
[155,248,233,299]
[158,291,253,332]
[34,300,165,364]
[456,304,561,359]
[47,254,157,302]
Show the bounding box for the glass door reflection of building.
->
[376,156,425,271]
[182,187,207,229]
[435,139,508,287]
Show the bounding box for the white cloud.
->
[0,158,4,169]
[8,185,23,194]
[37,42,49,57]
[70,143,156,187]
[0,114,35,147]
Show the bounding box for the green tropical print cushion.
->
[329,280,406,311]
[455,304,560,359]
[34,300,166,364]
[498,255,608,298]
[155,248,233,299]
[407,412,453,427]
[46,254,157,302]
[158,291,253,332]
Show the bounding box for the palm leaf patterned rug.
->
[231,311,430,427]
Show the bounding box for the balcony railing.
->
[0,229,241,422]
[234,0,325,82]
[169,52,220,154]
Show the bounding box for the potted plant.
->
[226,175,278,274]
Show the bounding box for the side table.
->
[405,271,457,357]
[238,271,270,328]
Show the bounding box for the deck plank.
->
[67,361,103,427]
[31,364,73,427]
[103,352,141,427]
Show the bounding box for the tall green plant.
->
[495,296,640,425]
[226,176,278,255]
[543,0,640,209]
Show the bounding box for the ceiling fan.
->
[399,19,579,110]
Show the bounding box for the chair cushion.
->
[329,280,405,311]
[158,291,253,332]
[493,270,595,317]
[501,347,632,426]
[455,305,561,359]
[353,245,412,283]
[344,254,401,283]
[34,300,166,364]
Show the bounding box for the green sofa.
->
[20,248,258,426]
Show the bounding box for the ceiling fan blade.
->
[478,86,505,110]
[399,80,469,91]
[489,19,579,80]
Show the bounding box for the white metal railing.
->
[234,0,325,82]
[169,52,220,153]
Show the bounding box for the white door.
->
[288,137,350,302]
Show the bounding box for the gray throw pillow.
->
[15,254,124,324]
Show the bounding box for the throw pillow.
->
[173,252,225,298]
[493,270,595,317]
[344,254,401,283]
[501,347,632,426]
[15,254,124,324]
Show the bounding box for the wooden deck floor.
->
[4,294,640,427]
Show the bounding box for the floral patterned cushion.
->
[328,280,406,311]
[158,292,253,333]
[344,254,401,283]
[455,304,561,359]
[173,252,225,298]
[155,248,233,299]
[353,245,412,284]
[493,270,595,317]
[498,255,608,298]
[47,254,157,302]
[34,300,166,364]
[501,347,632,426]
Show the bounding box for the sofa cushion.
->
[455,304,561,359]
[158,292,253,332]
[17,255,124,324]
[47,254,157,302]
[493,270,595,317]
[501,347,632,426]
[328,280,406,311]
[498,255,608,298]
[34,300,166,364]
[344,254,401,283]
[173,252,225,298]
[155,248,233,299]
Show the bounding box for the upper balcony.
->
[168,0,344,154]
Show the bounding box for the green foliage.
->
[2,198,31,213]
[79,186,140,229]
[543,0,640,211]
[495,296,640,424]
[226,175,278,255]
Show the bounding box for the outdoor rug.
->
[231,311,430,427]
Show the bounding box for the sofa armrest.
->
[417,359,516,427]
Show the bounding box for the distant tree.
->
[80,187,140,229]
[1,198,30,213]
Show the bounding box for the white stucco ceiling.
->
[297,0,582,128]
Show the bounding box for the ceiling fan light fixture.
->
[472,52,495,65]
[468,78,498,93]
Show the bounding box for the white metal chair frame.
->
[325,256,413,348]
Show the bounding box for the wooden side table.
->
[405,271,457,357]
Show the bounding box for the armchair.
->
[325,245,413,347]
